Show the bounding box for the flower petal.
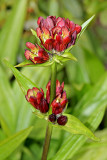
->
[75,24,82,34]
[24,50,31,60]
[26,42,36,50]
[57,19,65,27]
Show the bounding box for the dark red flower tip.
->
[25,87,43,109]
[51,102,63,115]
[51,91,68,115]
[36,91,44,104]
[49,114,56,122]
[26,42,36,50]
[36,16,82,52]
[57,115,68,125]
[46,80,64,104]
[24,42,49,64]
[39,99,49,113]
[25,87,49,113]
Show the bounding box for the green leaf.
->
[0,0,28,65]
[4,59,46,118]
[53,52,77,64]
[13,67,50,132]
[62,52,77,61]
[51,110,105,160]
[0,67,17,135]
[52,114,99,141]
[4,59,37,95]
[73,73,107,119]
[82,48,105,84]
[0,127,33,160]
[73,129,107,160]
[51,73,107,160]
[15,60,53,68]
[65,45,73,53]
[77,15,95,39]
[0,129,6,142]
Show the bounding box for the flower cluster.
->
[25,87,49,113]
[46,80,68,115]
[24,16,81,65]
[25,80,68,125]
[36,16,81,52]
[25,42,49,64]
[46,80,68,125]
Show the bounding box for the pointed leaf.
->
[4,59,37,95]
[0,0,28,65]
[52,110,105,160]
[4,60,46,117]
[73,129,107,160]
[52,114,99,141]
[77,15,95,39]
[65,45,73,53]
[0,67,17,135]
[53,52,77,64]
[52,73,107,160]
[15,60,53,68]
[14,67,51,132]
[0,127,33,160]
[62,52,77,61]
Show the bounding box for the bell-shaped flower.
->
[51,91,68,115]
[24,42,49,64]
[25,87,49,113]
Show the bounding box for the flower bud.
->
[51,91,68,115]
[57,115,68,125]
[25,87,49,113]
[46,80,64,104]
[39,99,49,113]
[24,43,49,64]
[49,114,56,122]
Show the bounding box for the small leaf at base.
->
[52,113,99,141]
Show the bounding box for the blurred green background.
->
[0,0,107,160]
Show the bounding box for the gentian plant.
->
[4,15,99,160]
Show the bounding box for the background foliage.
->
[0,0,107,159]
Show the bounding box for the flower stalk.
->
[42,62,57,160]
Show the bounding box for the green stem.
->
[41,62,57,160]
[49,62,57,114]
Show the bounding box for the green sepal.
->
[15,52,77,67]
[61,52,77,61]
[53,52,77,64]
[15,59,53,67]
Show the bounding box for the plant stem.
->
[49,62,57,114]
[41,62,57,160]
